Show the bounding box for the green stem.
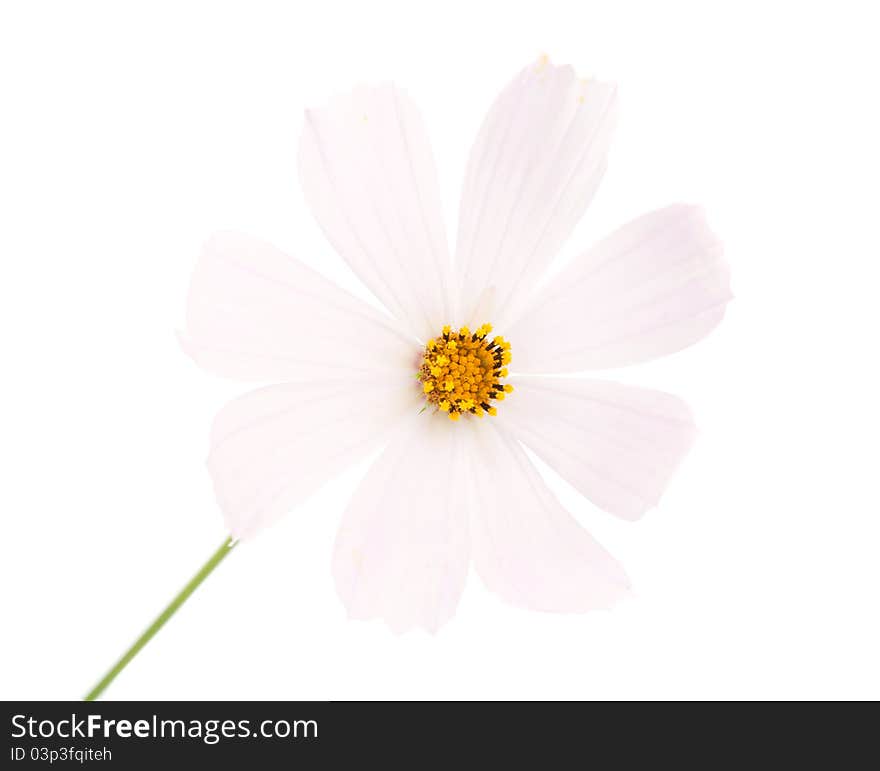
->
[84,536,237,701]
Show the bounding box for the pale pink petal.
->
[210,380,422,540]
[455,57,617,328]
[501,377,696,520]
[464,420,631,612]
[332,414,469,633]
[508,204,732,372]
[298,84,452,342]
[181,231,419,382]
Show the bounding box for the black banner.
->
[1,700,874,765]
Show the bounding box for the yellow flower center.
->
[418,323,513,421]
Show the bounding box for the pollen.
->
[418,323,513,420]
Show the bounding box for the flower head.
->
[419,324,510,419]
[181,57,731,632]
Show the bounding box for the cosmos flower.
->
[181,56,731,632]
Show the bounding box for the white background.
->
[2,0,878,700]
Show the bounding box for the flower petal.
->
[181,231,419,382]
[332,414,469,632]
[298,84,452,342]
[210,380,422,540]
[508,204,732,372]
[502,377,696,520]
[455,56,617,327]
[464,420,631,612]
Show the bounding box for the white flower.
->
[181,57,731,632]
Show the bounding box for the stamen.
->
[418,323,513,420]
